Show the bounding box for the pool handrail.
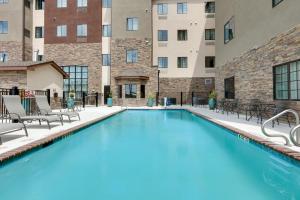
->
[261,109,300,146]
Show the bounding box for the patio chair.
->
[35,95,80,122]
[0,123,28,145]
[2,95,62,129]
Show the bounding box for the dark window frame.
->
[205,29,215,40]
[35,26,44,38]
[177,30,188,41]
[205,2,215,13]
[63,65,88,99]
[125,84,137,99]
[224,76,235,99]
[224,17,235,44]
[205,56,215,68]
[273,59,300,101]
[118,85,122,98]
[177,57,188,68]
[140,85,145,98]
[126,49,138,63]
[158,30,168,41]
[35,0,45,10]
[272,0,283,7]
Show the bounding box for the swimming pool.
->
[0,110,300,200]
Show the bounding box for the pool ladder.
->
[261,109,300,147]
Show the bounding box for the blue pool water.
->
[0,110,300,200]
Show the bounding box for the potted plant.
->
[107,92,113,107]
[208,90,217,110]
[147,93,155,107]
[67,90,75,109]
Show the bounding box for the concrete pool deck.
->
[0,106,124,162]
[1,105,300,163]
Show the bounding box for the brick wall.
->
[216,25,300,109]
[0,41,23,62]
[111,38,157,106]
[44,43,102,93]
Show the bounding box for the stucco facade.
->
[215,0,300,109]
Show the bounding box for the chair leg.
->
[68,116,71,122]
[22,123,28,137]
[60,116,64,125]
[78,114,81,120]
[47,121,51,129]
[38,119,41,125]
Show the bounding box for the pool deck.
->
[0,106,124,163]
[1,105,300,163]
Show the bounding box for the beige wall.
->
[0,0,23,42]
[153,0,215,78]
[27,65,64,97]
[112,0,152,39]
[32,0,44,61]
[215,0,300,67]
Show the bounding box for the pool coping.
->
[1,107,300,165]
[0,108,126,164]
[185,108,300,162]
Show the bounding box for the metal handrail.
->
[290,125,300,147]
[261,109,299,146]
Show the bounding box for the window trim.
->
[157,3,168,15]
[77,24,87,37]
[0,21,8,34]
[125,84,137,99]
[273,59,300,101]
[224,16,235,44]
[158,57,168,68]
[205,29,215,41]
[126,17,139,31]
[57,25,67,37]
[126,49,138,63]
[177,30,188,41]
[272,0,283,8]
[158,30,168,41]
[57,0,67,8]
[177,57,188,68]
[177,2,187,14]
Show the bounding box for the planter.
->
[208,98,216,110]
[107,98,113,107]
[147,98,154,107]
[67,98,75,109]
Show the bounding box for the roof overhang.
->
[115,76,149,80]
[0,61,69,78]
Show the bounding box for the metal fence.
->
[0,87,49,120]
[156,92,209,106]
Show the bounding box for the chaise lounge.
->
[0,123,28,145]
[2,95,63,129]
[35,95,80,122]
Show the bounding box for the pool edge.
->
[0,109,126,164]
[185,108,300,162]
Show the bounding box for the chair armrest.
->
[7,112,22,122]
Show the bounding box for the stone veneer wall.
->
[0,42,23,61]
[111,38,157,106]
[159,77,215,104]
[44,43,102,93]
[216,25,300,109]
[0,71,27,89]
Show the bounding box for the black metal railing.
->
[156,92,209,107]
[0,87,49,120]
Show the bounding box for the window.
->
[177,57,188,68]
[37,55,43,61]
[102,0,111,8]
[125,84,137,98]
[177,3,187,14]
[118,85,122,98]
[274,61,300,100]
[77,24,87,37]
[63,66,88,99]
[205,29,215,40]
[102,54,111,66]
[126,50,138,63]
[24,29,30,38]
[178,30,188,41]
[205,79,212,85]
[224,17,234,44]
[57,25,67,37]
[77,0,87,7]
[25,0,30,8]
[140,85,145,98]
[127,18,138,31]
[205,2,215,13]
[57,0,67,8]
[0,52,8,62]
[102,25,111,37]
[205,56,215,68]
[0,0,8,4]
[35,0,44,10]
[224,77,235,99]
[158,57,168,68]
[157,3,168,15]
[35,26,44,38]
[272,0,283,7]
[0,21,8,34]
[158,30,168,41]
